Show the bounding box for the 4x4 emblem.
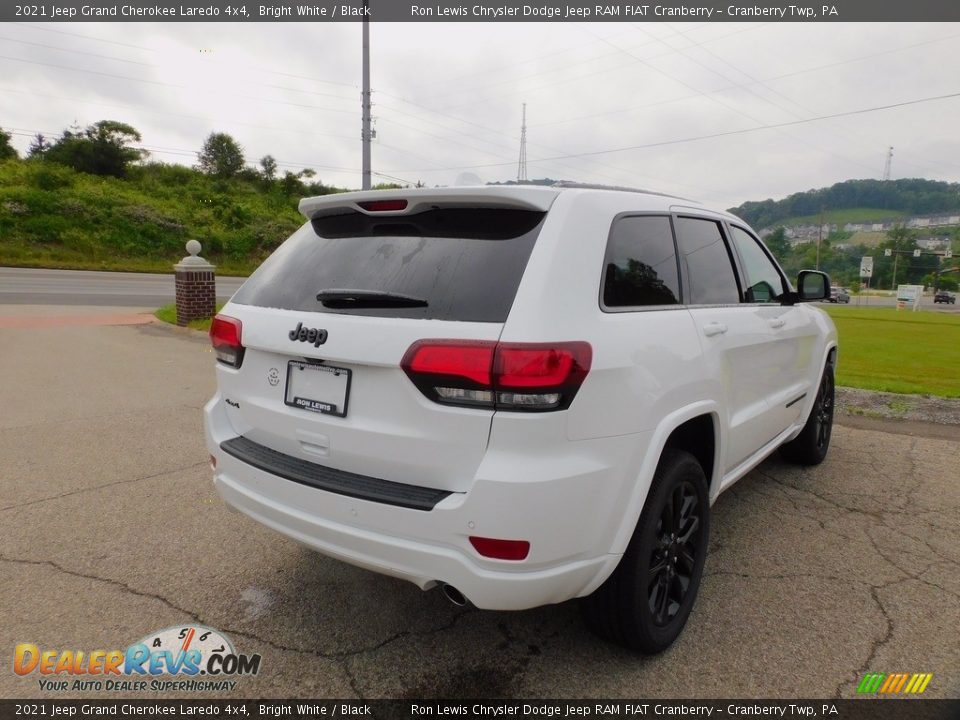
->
[289,322,328,347]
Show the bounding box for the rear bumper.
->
[205,395,636,610]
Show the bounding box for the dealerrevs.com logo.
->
[14,625,262,692]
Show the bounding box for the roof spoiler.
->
[299,186,559,220]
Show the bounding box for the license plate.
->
[284,361,351,417]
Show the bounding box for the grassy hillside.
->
[730,178,960,230]
[0,159,315,275]
[775,208,907,227]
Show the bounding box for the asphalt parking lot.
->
[1,305,958,700]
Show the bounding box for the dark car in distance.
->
[934,291,956,304]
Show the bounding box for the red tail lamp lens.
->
[401,340,496,386]
[401,340,591,411]
[469,536,530,561]
[495,342,592,389]
[209,315,244,368]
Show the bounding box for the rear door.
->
[217,202,550,493]
[673,215,786,474]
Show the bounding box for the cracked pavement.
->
[1,305,958,699]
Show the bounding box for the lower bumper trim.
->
[219,436,453,511]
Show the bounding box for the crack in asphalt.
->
[732,448,960,699]
[0,461,207,513]
[842,584,896,700]
[0,553,478,698]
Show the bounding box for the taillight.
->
[209,314,245,368]
[401,340,591,412]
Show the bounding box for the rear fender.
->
[608,401,722,557]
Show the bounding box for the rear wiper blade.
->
[316,289,429,308]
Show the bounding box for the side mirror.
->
[796,270,831,302]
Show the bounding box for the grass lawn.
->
[154,302,224,332]
[0,241,257,276]
[821,305,960,397]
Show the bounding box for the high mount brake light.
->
[209,315,245,368]
[401,340,591,412]
[358,199,408,212]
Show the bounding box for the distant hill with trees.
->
[729,178,960,230]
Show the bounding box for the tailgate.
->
[215,197,553,494]
[215,304,500,493]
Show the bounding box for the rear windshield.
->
[231,208,545,322]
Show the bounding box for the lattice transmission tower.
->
[517,103,528,183]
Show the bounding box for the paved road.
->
[1,305,958,700]
[0,267,246,306]
[837,295,959,312]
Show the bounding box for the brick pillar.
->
[174,240,216,327]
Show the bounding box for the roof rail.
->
[551,181,694,202]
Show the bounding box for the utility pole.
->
[816,205,824,270]
[361,0,372,190]
[882,146,893,181]
[517,103,528,183]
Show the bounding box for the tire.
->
[581,449,709,654]
[779,362,835,466]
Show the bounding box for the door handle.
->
[702,322,728,337]
[768,318,786,329]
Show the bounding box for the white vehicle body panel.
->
[204,184,837,610]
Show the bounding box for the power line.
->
[0,54,360,118]
[637,23,881,176]
[391,90,960,173]
[420,23,768,111]
[527,29,960,131]
[0,86,357,143]
[15,22,358,89]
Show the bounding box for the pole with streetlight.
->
[361,0,371,190]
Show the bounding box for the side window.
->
[674,217,740,305]
[729,226,787,303]
[602,216,680,308]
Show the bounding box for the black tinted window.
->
[602,216,680,307]
[231,208,545,322]
[674,217,740,305]
[729,226,785,303]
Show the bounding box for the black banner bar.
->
[1,700,960,720]
[4,0,960,23]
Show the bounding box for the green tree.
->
[279,168,315,196]
[197,132,245,178]
[44,120,146,177]
[259,154,277,182]
[0,127,18,160]
[764,226,790,260]
[28,133,50,157]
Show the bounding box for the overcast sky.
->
[2,21,959,209]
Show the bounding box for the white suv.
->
[205,184,837,653]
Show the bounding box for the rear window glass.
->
[231,208,545,322]
[602,215,680,308]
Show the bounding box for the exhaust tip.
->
[440,583,467,606]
